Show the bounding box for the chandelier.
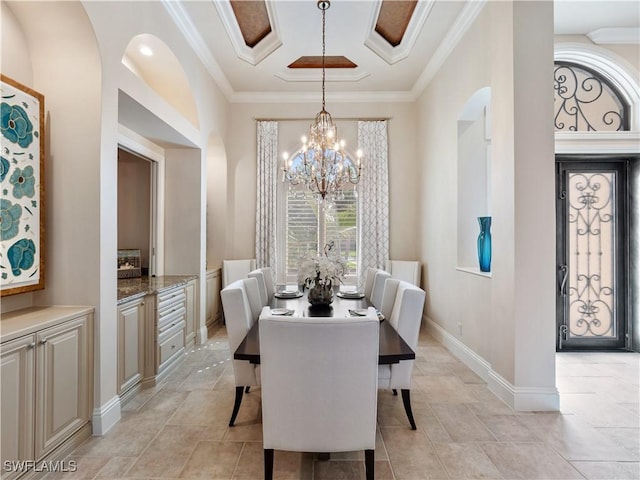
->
[282,0,362,200]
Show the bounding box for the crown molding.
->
[213,0,283,65]
[411,0,487,98]
[230,90,415,104]
[364,0,435,65]
[161,0,234,99]
[275,69,371,83]
[587,27,640,45]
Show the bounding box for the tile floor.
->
[60,324,639,479]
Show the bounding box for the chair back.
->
[242,277,263,321]
[370,270,391,309]
[363,267,377,299]
[385,260,421,286]
[220,279,259,387]
[259,312,379,453]
[386,281,425,388]
[248,269,268,306]
[222,259,256,287]
[379,278,400,320]
[261,267,276,300]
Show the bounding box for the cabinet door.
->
[35,315,90,459]
[184,280,196,346]
[1,335,35,474]
[118,298,146,394]
[206,273,215,324]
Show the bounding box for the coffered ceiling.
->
[153,0,639,103]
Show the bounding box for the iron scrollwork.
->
[554,62,627,132]
[567,172,615,338]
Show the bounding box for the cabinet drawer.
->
[157,287,186,312]
[159,324,185,367]
[158,306,186,332]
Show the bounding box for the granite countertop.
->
[117,275,198,304]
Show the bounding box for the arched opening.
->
[122,34,199,128]
[457,87,492,274]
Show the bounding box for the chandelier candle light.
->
[282,0,363,251]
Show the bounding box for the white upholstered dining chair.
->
[248,267,275,305]
[259,311,380,480]
[220,278,261,426]
[378,280,425,430]
[385,260,421,286]
[371,270,391,309]
[222,259,256,288]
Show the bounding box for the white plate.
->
[271,308,292,315]
[337,291,364,299]
[275,291,302,299]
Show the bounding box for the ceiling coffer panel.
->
[375,0,418,47]
[230,0,272,48]
[288,56,358,69]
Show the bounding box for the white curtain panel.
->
[255,121,278,271]
[357,120,390,288]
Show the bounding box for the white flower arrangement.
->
[297,248,347,288]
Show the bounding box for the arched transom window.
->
[554,62,630,132]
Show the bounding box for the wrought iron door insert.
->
[556,158,628,350]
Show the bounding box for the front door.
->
[556,157,629,350]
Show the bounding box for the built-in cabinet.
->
[206,269,222,326]
[117,296,146,398]
[116,277,197,400]
[1,307,93,480]
[184,279,196,346]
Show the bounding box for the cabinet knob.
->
[141,302,145,306]
[171,344,176,349]
[28,342,36,349]
[40,338,48,345]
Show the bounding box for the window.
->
[277,151,359,284]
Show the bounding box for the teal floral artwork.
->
[0,156,9,182]
[10,165,35,198]
[0,199,22,241]
[7,238,36,276]
[1,102,34,148]
[1,75,44,294]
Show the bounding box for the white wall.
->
[226,101,420,264]
[418,1,558,410]
[2,0,230,433]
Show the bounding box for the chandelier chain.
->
[321,2,326,111]
[281,0,362,201]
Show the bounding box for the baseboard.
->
[91,395,121,435]
[425,316,559,411]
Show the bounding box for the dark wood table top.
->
[233,291,416,365]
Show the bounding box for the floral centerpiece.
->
[297,246,346,307]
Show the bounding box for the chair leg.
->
[392,388,398,396]
[264,448,274,480]
[401,389,417,430]
[364,449,374,480]
[229,386,244,426]
[245,386,251,393]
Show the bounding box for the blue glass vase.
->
[477,216,492,272]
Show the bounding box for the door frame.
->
[555,154,631,351]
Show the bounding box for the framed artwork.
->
[0,74,45,296]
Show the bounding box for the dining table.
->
[233,288,416,365]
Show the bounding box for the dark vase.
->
[477,216,492,272]
[308,278,334,307]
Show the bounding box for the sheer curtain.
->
[255,121,278,271]
[357,120,390,288]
